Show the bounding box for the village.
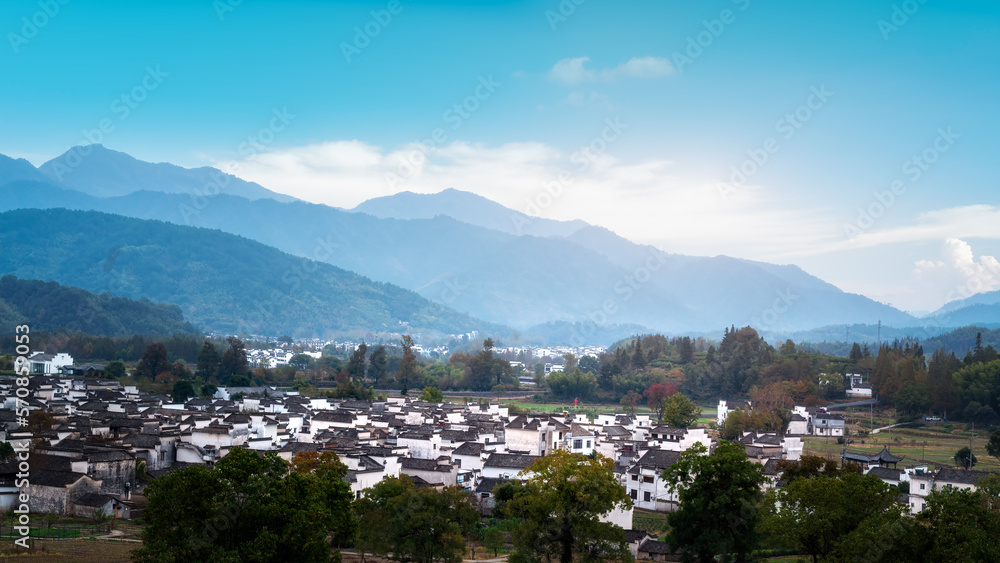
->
[4,350,996,561]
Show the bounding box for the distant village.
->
[3,349,991,560]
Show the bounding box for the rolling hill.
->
[0,208,499,339]
[0,275,198,337]
[36,144,297,202]
[0,148,927,339]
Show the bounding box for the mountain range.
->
[0,208,494,339]
[2,144,998,343]
[0,275,198,337]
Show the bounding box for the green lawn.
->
[802,419,1000,472]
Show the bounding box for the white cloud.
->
[610,57,676,79]
[548,57,596,84]
[213,138,829,262]
[547,56,675,84]
[781,205,1000,259]
[911,238,1000,306]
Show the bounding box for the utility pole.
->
[969,421,975,469]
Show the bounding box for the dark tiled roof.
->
[484,453,539,469]
[453,442,484,456]
[935,468,993,486]
[638,538,676,555]
[32,469,90,488]
[867,467,902,481]
[632,449,681,472]
[73,493,115,507]
[475,476,510,493]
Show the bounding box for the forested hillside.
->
[0,275,198,336]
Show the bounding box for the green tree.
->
[346,342,367,380]
[504,449,633,563]
[419,386,444,402]
[662,441,765,563]
[662,392,700,428]
[894,381,933,415]
[546,369,598,401]
[398,335,417,395]
[368,345,388,385]
[644,382,679,422]
[200,383,218,398]
[620,390,642,417]
[289,353,314,371]
[987,428,1000,463]
[219,337,249,379]
[759,472,905,563]
[105,359,127,379]
[196,341,221,380]
[483,526,505,557]
[895,487,1000,562]
[954,446,977,468]
[354,476,477,563]
[0,441,14,459]
[137,342,171,378]
[849,342,863,363]
[27,410,54,431]
[171,380,196,403]
[134,448,353,562]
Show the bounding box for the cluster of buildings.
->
[718,400,847,437]
[6,361,991,560]
[2,371,805,559]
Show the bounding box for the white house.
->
[909,468,992,514]
[28,352,74,375]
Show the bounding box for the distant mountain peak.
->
[352,188,588,238]
[36,144,297,203]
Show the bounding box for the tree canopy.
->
[354,476,477,563]
[504,449,633,563]
[662,441,765,563]
[133,448,355,562]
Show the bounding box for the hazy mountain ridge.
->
[36,144,297,203]
[0,275,198,337]
[0,208,499,339]
[352,187,588,238]
[5,147,989,341]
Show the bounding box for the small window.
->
[643,476,654,484]
[644,491,651,502]
[481,492,490,499]
[920,484,925,490]
[573,439,583,449]
[585,440,591,448]
[630,489,637,500]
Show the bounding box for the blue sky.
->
[2,0,999,313]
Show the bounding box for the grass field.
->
[803,411,1000,472]
[0,539,137,562]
